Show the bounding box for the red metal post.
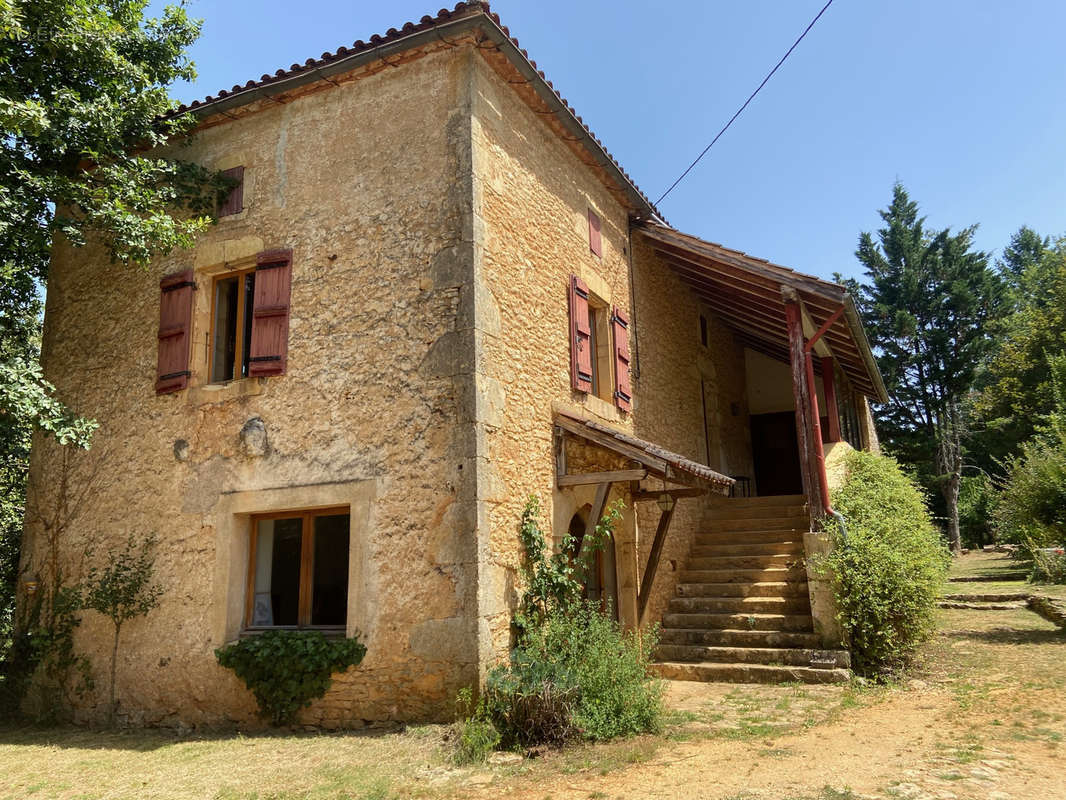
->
[821,356,841,443]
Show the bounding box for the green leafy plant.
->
[452,687,501,765]
[487,497,662,746]
[82,534,164,726]
[816,450,950,676]
[215,631,366,726]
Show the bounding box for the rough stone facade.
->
[21,31,878,728]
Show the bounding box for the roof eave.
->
[174,7,663,223]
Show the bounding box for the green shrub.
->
[215,631,366,725]
[452,687,502,765]
[1030,546,1066,584]
[994,435,1066,552]
[958,474,998,549]
[487,497,663,746]
[819,450,950,676]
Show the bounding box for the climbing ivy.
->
[215,631,366,726]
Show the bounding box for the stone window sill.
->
[187,377,266,407]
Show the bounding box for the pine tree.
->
[854,184,1007,552]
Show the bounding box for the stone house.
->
[21,2,887,727]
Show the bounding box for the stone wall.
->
[22,47,482,727]
[628,235,754,628]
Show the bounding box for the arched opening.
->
[568,510,618,621]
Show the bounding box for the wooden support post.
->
[821,357,841,443]
[637,501,675,623]
[783,291,824,522]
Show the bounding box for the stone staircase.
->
[651,494,852,684]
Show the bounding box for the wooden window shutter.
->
[568,275,593,393]
[587,209,602,257]
[248,248,293,377]
[219,166,244,217]
[612,306,632,411]
[155,270,196,395]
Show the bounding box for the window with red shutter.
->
[587,209,602,257]
[248,248,293,377]
[612,307,632,412]
[568,275,593,393]
[219,166,244,217]
[156,270,196,394]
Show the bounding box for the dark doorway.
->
[568,511,618,620]
[750,411,803,496]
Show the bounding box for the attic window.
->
[219,166,244,217]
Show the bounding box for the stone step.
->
[708,516,811,532]
[654,644,851,668]
[706,504,808,521]
[659,627,822,648]
[686,553,804,571]
[676,581,809,598]
[710,494,806,509]
[668,596,811,615]
[661,612,814,632]
[650,660,851,685]
[693,529,807,546]
[941,592,1032,602]
[937,601,1027,610]
[680,566,808,584]
[689,541,804,558]
[948,573,1029,583]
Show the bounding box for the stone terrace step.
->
[710,494,806,508]
[693,529,808,546]
[689,541,804,558]
[655,644,851,668]
[676,581,809,598]
[680,566,808,584]
[661,612,814,631]
[707,516,811,532]
[706,504,808,521]
[686,553,805,571]
[659,627,822,648]
[651,660,851,685]
[668,596,811,615]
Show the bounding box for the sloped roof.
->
[555,410,734,493]
[171,2,664,223]
[637,223,888,402]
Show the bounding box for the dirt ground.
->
[1,553,1062,800]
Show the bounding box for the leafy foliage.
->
[486,497,663,747]
[215,631,366,726]
[819,450,950,676]
[958,474,997,549]
[452,687,501,765]
[852,183,1007,551]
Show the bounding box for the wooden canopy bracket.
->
[803,305,845,354]
[558,469,647,487]
[630,487,705,501]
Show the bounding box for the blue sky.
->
[160,1,1066,282]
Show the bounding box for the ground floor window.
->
[246,507,350,630]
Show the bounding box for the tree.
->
[854,184,1007,553]
[972,234,1066,470]
[0,0,226,653]
[82,534,162,726]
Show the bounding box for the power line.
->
[654,0,835,207]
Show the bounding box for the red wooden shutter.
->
[587,209,602,257]
[219,166,244,217]
[248,248,293,377]
[155,270,196,395]
[568,275,593,393]
[612,306,632,412]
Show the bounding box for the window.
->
[586,299,613,402]
[246,508,350,630]
[567,274,632,412]
[219,166,244,217]
[587,208,602,257]
[210,267,256,383]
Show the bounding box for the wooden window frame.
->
[208,266,256,384]
[243,505,350,633]
[586,295,614,403]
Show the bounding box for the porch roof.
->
[554,410,734,493]
[636,223,889,403]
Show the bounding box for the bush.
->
[452,688,501,765]
[486,497,663,747]
[1030,546,1066,584]
[958,474,998,549]
[994,435,1066,553]
[215,631,366,725]
[819,450,950,676]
